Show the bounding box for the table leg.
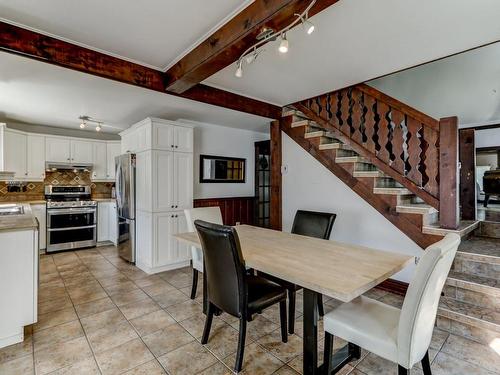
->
[303,288,318,375]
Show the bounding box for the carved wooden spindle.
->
[340,90,350,132]
[363,95,377,154]
[376,102,391,163]
[423,126,439,197]
[320,95,329,121]
[391,109,406,175]
[351,89,363,144]
[406,117,423,187]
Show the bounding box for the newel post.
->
[270,120,282,231]
[439,117,459,229]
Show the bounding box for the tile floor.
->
[0,245,499,374]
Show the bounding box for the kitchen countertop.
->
[0,204,38,232]
[0,198,115,205]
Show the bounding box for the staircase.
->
[281,83,478,248]
[437,221,500,344]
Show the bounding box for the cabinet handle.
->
[175,145,178,148]
[25,172,28,176]
[171,205,174,208]
[171,215,174,218]
[171,144,174,148]
[175,214,178,218]
[175,205,178,208]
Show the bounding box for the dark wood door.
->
[255,140,271,228]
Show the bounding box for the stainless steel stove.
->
[45,185,97,252]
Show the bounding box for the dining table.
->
[174,224,414,375]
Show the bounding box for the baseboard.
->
[136,260,190,275]
[0,327,24,349]
[375,278,409,296]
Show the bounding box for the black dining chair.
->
[194,220,288,373]
[261,210,336,334]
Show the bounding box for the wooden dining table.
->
[174,225,413,375]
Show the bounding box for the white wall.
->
[282,133,421,282]
[181,120,269,199]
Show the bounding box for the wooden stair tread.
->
[292,119,315,128]
[422,220,479,237]
[353,170,385,178]
[396,203,437,215]
[447,271,500,296]
[438,297,500,333]
[373,187,413,195]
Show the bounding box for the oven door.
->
[47,208,97,252]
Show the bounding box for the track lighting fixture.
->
[79,120,86,129]
[234,0,316,77]
[78,115,107,132]
[95,123,102,132]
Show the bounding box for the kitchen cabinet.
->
[71,140,93,164]
[174,152,193,210]
[174,126,194,153]
[97,201,118,244]
[106,142,121,179]
[45,137,71,162]
[27,135,46,180]
[154,212,189,268]
[4,130,27,179]
[92,142,107,180]
[30,204,46,250]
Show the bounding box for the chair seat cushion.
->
[246,275,287,313]
[324,296,400,363]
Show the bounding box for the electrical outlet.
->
[281,165,288,175]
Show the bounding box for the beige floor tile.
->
[165,299,202,321]
[39,271,62,285]
[274,365,301,374]
[0,336,32,364]
[429,328,449,350]
[94,338,154,375]
[49,357,100,375]
[80,307,126,334]
[122,359,166,374]
[377,293,404,309]
[103,281,139,295]
[34,307,78,332]
[0,354,34,374]
[33,320,84,352]
[38,295,74,315]
[160,272,191,289]
[87,321,139,353]
[179,313,225,340]
[432,351,497,375]
[67,285,108,305]
[233,315,278,342]
[141,281,176,297]
[132,275,163,288]
[142,323,194,357]
[118,297,160,320]
[356,353,399,375]
[75,297,116,319]
[157,341,218,375]
[258,329,303,363]
[204,323,243,359]
[96,274,130,287]
[130,310,176,337]
[38,285,68,303]
[109,289,150,307]
[197,362,233,375]
[223,342,284,374]
[151,289,190,308]
[34,336,93,375]
[63,273,97,288]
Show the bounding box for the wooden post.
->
[270,120,282,230]
[459,129,476,220]
[439,117,459,229]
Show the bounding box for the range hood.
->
[45,162,93,171]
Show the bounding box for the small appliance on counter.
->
[115,153,136,263]
[45,185,97,253]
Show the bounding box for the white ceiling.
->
[0,0,252,70]
[205,0,500,106]
[368,42,500,128]
[0,52,271,133]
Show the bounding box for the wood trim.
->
[193,196,255,226]
[270,120,282,230]
[462,123,500,131]
[439,117,459,229]
[295,102,440,209]
[165,0,340,93]
[0,21,282,119]
[375,278,408,296]
[459,129,476,221]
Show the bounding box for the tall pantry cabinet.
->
[120,118,193,274]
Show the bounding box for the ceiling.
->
[205,0,500,106]
[368,41,500,127]
[0,52,270,133]
[0,0,252,71]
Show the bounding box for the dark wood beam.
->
[165,0,340,94]
[0,21,282,119]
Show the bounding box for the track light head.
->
[278,34,289,54]
[95,123,102,132]
[235,61,243,78]
[304,19,315,34]
[79,121,86,129]
[245,48,260,64]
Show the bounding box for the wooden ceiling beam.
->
[164,0,340,94]
[0,21,282,119]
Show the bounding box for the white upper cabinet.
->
[4,130,27,179]
[45,137,71,162]
[153,150,175,212]
[71,140,94,164]
[174,127,194,153]
[27,135,46,180]
[152,122,174,150]
[92,142,107,180]
[175,152,193,210]
[106,142,121,179]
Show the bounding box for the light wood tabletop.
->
[174,224,413,303]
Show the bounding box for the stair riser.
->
[476,221,500,239]
[443,284,500,310]
[422,212,439,226]
[436,316,499,346]
[453,257,500,279]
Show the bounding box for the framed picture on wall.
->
[199,155,246,183]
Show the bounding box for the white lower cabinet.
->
[97,201,117,244]
[136,210,190,274]
[30,204,46,250]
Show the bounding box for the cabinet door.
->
[174,152,193,210]
[155,213,176,267]
[154,151,175,211]
[109,202,117,245]
[97,202,109,242]
[174,127,193,153]
[92,142,107,180]
[31,204,46,250]
[4,131,27,178]
[27,135,45,180]
[175,212,190,261]
[152,123,174,150]
[45,137,71,162]
[71,140,94,163]
[106,142,121,180]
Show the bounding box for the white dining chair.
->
[322,233,461,375]
[184,207,223,299]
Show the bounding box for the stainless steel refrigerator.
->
[115,153,136,262]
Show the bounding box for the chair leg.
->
[317,294,324,317]
[323,332,334,375]
[190,269,198,300]
[288,289,296,334]
[279,300,288,343]
[235,318,247,373]
[348,343,361,360]
[421,351,432,375]
[398,365,409,375]
[201,303,214,344]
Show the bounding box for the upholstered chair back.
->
[397,233,460,368]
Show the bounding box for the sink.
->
[0,204,25,216]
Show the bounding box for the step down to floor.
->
[396,203,438,215]
[292,119,316,128]
[422,220,479,236]
[438,297,500,334]
[447,271,500,297]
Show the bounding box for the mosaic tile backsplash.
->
[0,171,113,202]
